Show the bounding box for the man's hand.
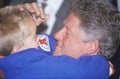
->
[17,2,48,26]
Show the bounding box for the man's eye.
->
[66,32,69,35]
[66,31,71,37]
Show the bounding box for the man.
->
[53,0,120,59]
[25,0,120,77]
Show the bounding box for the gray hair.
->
[70,0,120,59]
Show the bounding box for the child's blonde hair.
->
[0,6,33,56]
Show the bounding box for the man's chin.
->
[53,46,63,56]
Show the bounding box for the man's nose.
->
[54,27,65,41]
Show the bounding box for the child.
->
[0,6,112,79]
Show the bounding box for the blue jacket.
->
[0,34,109,79]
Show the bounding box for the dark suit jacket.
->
[51,0,71,34]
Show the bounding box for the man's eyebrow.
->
[64,24,72,33]
[63,20,72,32]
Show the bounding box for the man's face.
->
[54,13,90,58]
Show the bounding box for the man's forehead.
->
[64,13,80,26]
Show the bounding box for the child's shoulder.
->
[37,33,56,54]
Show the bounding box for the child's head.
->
[0,6,38,56]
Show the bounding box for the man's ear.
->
[86,40,99,55]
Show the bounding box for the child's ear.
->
[86,40,99,55]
